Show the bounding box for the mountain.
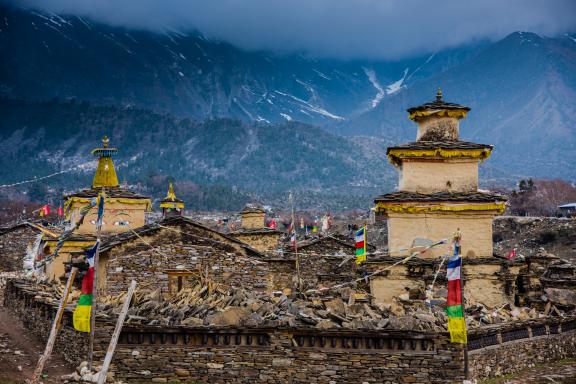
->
[1,4,575,211]
[0,98,394,210]
[340,32,576,181]
[0,4,485,126]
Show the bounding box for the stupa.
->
[369,90,514,308]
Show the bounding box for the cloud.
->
[7,0,576,59]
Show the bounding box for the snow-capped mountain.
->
[0,4,485,125]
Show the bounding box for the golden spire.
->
[166,182,176,201]
[92,136,119,188]
[436,87,443,102]
[160,182,184,211]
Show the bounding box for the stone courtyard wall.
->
[7,278,576,383]
[0,224,39,271]
[468,317,576,380]
[5,279,464,383]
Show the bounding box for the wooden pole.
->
[458,239,469,380]
[88,188,105,370]
[31,267,78,383]
[289,193,301,292]
[97,280,137,384]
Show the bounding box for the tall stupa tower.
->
[374,90,506,259]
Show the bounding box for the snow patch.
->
[312,69,331,80]
[386,68,409,95]
[274,91,343,120]
[363,68,385,108]
[178,71,185,77]
[280,113,293,121]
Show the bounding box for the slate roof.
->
[374,191,507,203]
[407,95,470,115]
[65,187,150,200]
[387,141,492,153]
[99,216,264,257]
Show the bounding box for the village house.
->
[229,204,283,253]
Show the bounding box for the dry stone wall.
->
[103,228,275,296]
[0,225,38,271]
[469,318,576,380]
[5,278,465,383]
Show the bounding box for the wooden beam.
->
[31,267,78,384]
[97,280,137,384]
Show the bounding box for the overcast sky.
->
[8,0,576,60]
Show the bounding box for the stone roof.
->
[99,216,264,257]
[65,186,150,200]
[241,204,265,214]
[231,227,282,236]
[387,141,492,153]
[374,191,507,203]
[407,90,470,115]
[297,235,355,251]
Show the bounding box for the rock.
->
[544,288,576,306]
[181,316,203,326]
[415,313,436,323]
[272,358,293,367]
[325,298,346,317]
[207,363,224,369]
[175,368,190,377]
[315,319,336,330]
[205,307,250,326]
[61,372,81,381]
[131,350,140,356]
[151,378,167,383]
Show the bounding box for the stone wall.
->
[232,232,281,252]
[0,224,39,271]
[387,212,495,258]
[3,279,110,365]
[102,228,275,296]
[5,278,465,384]
[399,159,478,193]
[468,317,576,380]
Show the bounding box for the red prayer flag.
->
[507,248,517,260]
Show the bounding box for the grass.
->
[479,358,576,384]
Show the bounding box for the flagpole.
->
[88,188,104,371]
[461,255,469,380]
[289,192,301,292]
[454,231,469,380]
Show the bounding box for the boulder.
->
[544,288,576,307]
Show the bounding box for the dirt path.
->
[0,304,75,383]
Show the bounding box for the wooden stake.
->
[289,193,301,292]
[31,267,78,384]
[88,188,105,370]
[97,280,137,384]
[457,237,469,380]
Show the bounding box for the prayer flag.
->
[73,241,99,332]
[96,192,105,231]
[446,253,467,343]
[355,226,367,265]
[507,248,517,260]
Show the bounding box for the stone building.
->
[97,215,286,296]
[43,136,151,280]
[230,204,282,253]
[371,90,514,308]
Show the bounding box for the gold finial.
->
[436,88,443,102]
[166,182,177,201]
[102,135,110,148]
